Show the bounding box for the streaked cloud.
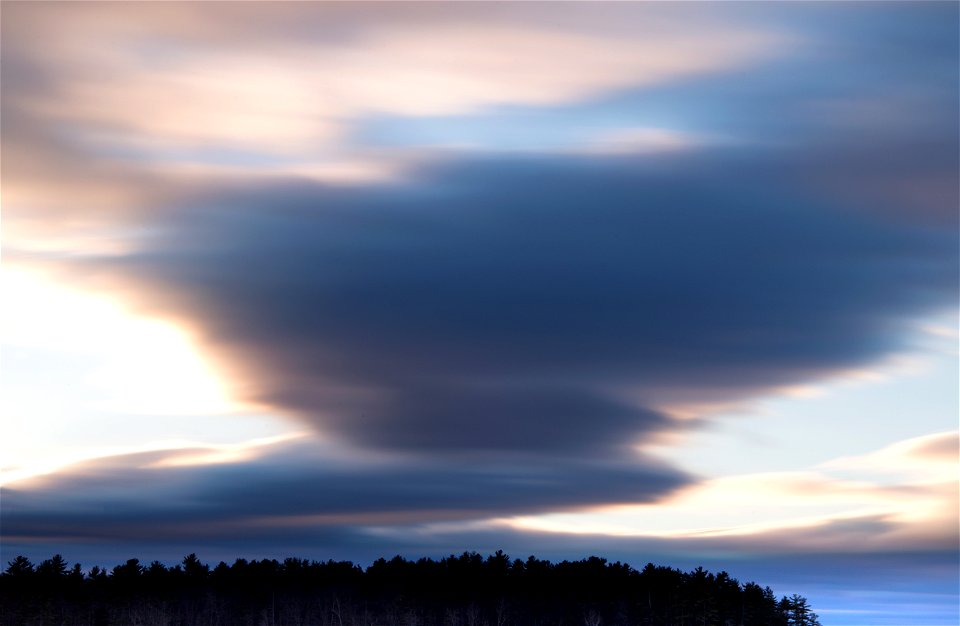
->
[510,430,958,548]
[6,3,783,150]
[1,436,688,543]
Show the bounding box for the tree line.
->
[1,551,821,626]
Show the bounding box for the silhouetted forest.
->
[1,552,821,626]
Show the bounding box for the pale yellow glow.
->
[85,317,237,415]
[0,265,283,484]
[2,265,240,415]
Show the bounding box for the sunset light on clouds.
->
[1,3,957,625]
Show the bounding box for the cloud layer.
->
[80,151,956,459]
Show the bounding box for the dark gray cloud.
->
[0,440,685,546]
[84,148,957,457]
[318,384,669,453]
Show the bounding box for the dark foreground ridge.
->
[2,552,821,626]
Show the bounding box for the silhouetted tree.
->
[4,555,34,577]
[0,551,819,626]
[782,592,822,626]
[37,554,69,579]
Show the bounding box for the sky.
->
[1,2,957,624]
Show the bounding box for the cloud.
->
[510,471,958,549]
[820,431,959,483]
[1,437,687,547]
[2,3,783,157]
[61,149,953,459]
[0,2,788,259]
[911,433,960,461]
[312,384,670,454]
[4,0,955,259]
